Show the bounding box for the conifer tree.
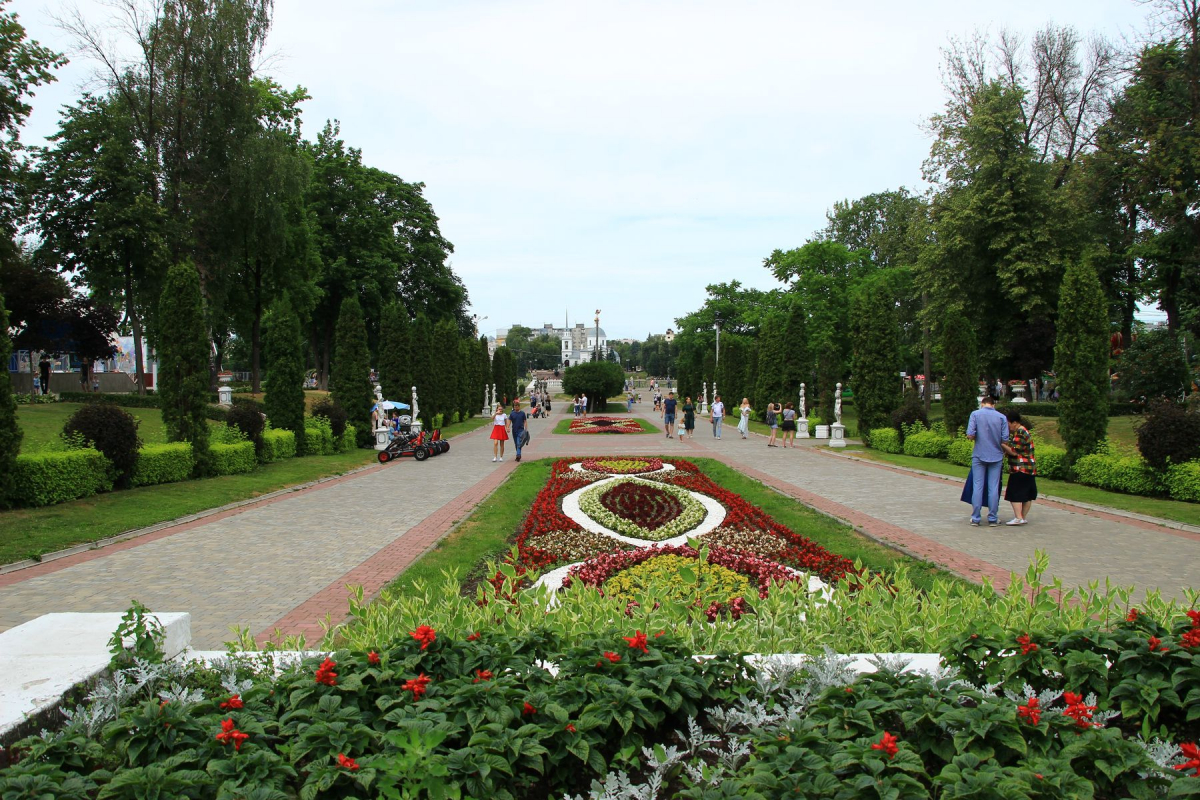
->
[378,302,411,403]
[939,308,978,437]
[754,310,790,409]
[850,275,903,436]
[0,291,22,507]
[158,261,212,475]
[262,297,306,453]
[458,337,476,420]
[478,335,492,409]
[430,318,459,423]
[1055,259,1110,463]
[330,295,371,446]
[408,314,433,424]
[781,301,809,403]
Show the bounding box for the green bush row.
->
[132,443,194,487]
[14,449,112,507]
[869,427,901,453]
[259,429,296,463]
[1074,453,1167,496]
[946,436,973,466]
[902,429,952,458]
[57,391,159,408]
[209,441,257,475]
[1165,461,1200,502]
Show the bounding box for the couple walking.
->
[964,396,1038,527]
[489,400,532,462]
[707,396,753,440]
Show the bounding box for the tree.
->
[157,262,212,476]
[262,297,306,453]
[0,289,21,506]
[409,313,433,423]
[491,346,517,407]
[754,310,790,407]
[562,361,625,413]
[939,308,978,437]
[780,299,810,400]
[1054,259,1110,462]
[430,318,459,423]
[477,335,492,408]
[457,336,476,421]
[850,274,903,436]
[378,302,411,403]
[330,295,371,446]
[1117,328,1191,402]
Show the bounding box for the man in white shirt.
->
[581,393,588,418]
[710,395,725,439]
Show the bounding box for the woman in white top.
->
[490,408,510,462]
[738,398,752,439]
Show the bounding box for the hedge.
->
[302,425,334,456]
[1035,443,1069,480]
[1165,460,1200,502]
[946,437,973,466]
[209,441,257,475]
[997,401,1143,417]
[902,429,952,459]
[337,424,358,453]
[58,391,159,408]
[13,449,112,507]
[868,427,901,453]
[131,443,193,487]
[1073,453,1165,496]
[260,429,297,463]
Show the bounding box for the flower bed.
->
[568,416,643,434]
[578,478,706,541]
[579,456,663,474]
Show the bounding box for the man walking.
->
[710,394,725,439]
[662,391,677,438]
[510,400,529,462]
[966,394,1010,527]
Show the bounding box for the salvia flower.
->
[368,651,380,665]
[1175,742,1200,777]
[1016,634,1038,656]
[623,630,649,653]
[315,658,338,686]
[219,694,243,710]
[1126,608,1140,623]
[466,632,481,641]
[409,625,437,651]
[402,673,431,701]
[1186,610,1200,628]
[1183,628,1200,649]
[337,752,360,771]
[1148,636,1168,653]
[565,723,578,733]
[602,651,621,663]
[870,731,899,760]
[1062,692,1096,729]
[215,718,249,751]
[473,669,493,683]
[1017,696,1041,726]
[523,701,537,716]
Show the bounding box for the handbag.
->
[520,429,530,447]
[960,469,991,507]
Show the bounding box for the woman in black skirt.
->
[1001,408,1037,526]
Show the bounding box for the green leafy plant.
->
[107,600,166,669]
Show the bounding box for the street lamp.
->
[594,309,601,362]
[471,314,488,338]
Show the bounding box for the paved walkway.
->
[1,406,1196,648]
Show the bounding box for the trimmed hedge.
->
[946,437,973,466]
[902,429,952,459]
[14,449,112,507]
[997,401,1143,417]
[868,427,901,453]
[58,391,159,408]
[209,441,257,475]
[1073,453,1165,496]
[1035,443,1069,480]
[337,424,358,453]
[260,429,297,463]
[302,425,334,456]
[131,443,194,487]
[1165,460,1200,502]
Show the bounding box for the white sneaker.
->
[1006,518,1027,526]
[499,457,504,462]
[492,457,497,462]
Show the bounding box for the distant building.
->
[561,322,608,366]
[664,328,675,343]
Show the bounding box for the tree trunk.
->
[125,257,147,395]
[921,293,932,415]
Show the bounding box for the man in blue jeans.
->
[662,392,677,438]
[509,401,528,462]
[966,394,1009,527]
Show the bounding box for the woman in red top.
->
[1001,408,1037,526]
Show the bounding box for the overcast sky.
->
[11,0,1159,339]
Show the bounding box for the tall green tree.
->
[457,336,476,421]
[430,318,460,423]
[478,336,492,409]
[409,314,434,424]
[754,310,790,408]
[378,302,411,403]
[850,274,903,436]
[262,297,306,453]
[0,290,21,506]
[330,296,371,446]
[1054,259,1110,462]
[939,308,978,437]
[157,262,212,476]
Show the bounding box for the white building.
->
[561,323,608,366]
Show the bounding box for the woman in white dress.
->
[738,398,752,439]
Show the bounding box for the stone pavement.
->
[1,405,1196,650]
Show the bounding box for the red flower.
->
[1016,634,1038,656]
[870,731,899,759]
[1148,636,1168,652]
[705,601,721,622]
[219,694,244,710]
[368,651,380,665]
[1183,628,1200,649]
[623,630,649,653]
[466,632,481,641]
[1126,608,1140,623]
[473,669,493,683]
[523,701,537,716]
[1175,742,1200,777]
[654,630,665,638]
[1186,610,1200,628]
[1062,692,1096,729]
[402,673,431,701]
[337,752,360,771]
[1017,696,1041,726]
[315,658,338,686]
[602,651,622,663]
[565,723,577,733]
[215,718,250,751]
[409,625,437,651]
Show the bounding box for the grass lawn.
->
[841,446,1200,528]
[0,450,378,566]
[1025,414,1142,453]
[552,417,657,434]
[382,455,968,601]
[16,403,219,452]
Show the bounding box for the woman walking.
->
[490,405,510,462]
[780,402,797,447]
[765,402,779,447]
[737,398,752,439]
[682,396,696,439]
[1001,408,1037,525]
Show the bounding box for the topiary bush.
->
[1135,400,1200,471]
[1033,443,1069,480]
[946,437,974,466]
[14,449,112,506]
[902,428,952,459]
[260,429,297,463]
[225,403,266,457]
[132,443,194,487]
[868,427,901,453]
[310,397,348,440]
[62,404,143,488]
[1165,461,1200,502]
[209,441,257,475]
[337,424,358,453]
[1073,453,1165,496]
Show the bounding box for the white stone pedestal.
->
[217,386,232,406]
[797,417,809,438]
[815,425,829,439]
[829,422,846,448]
[373,426,390,450]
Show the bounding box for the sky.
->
[10,0,1162,339]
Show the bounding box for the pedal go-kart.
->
[377,428,449,463]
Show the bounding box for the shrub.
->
[330,295,373,446]
[302,416,335,456]
[1033,443,1069,480]
[1165,460,1200,502]
[1117,327,1191,402]
[209,441,257,475]
[433,412,444,430]
[14,449,112,506]
[1055,259,1110,463]
[57,391,160,408]
[902,428,952,459]
[263,298,307,454]
[1135,400,1200,471]
[807,416,822,436]
[868,427,901,453]
[226,403,266,456]
[157,261,212,476]
[260,429,297,463]
[310,397,348,439]
[1073,453,1164,496]
[132,443,194,487]
[946,437,974,466]
[62,404,142,488]
[337,424,358,453]
[890,391,928,440]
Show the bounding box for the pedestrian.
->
[79,356,92,393]
[766,402,779,447]
[38,353,51,395]
[490,404,510,462]
[737,398,751,439]
[1001,408,1037,525]
[581,392,588,418]
[573,395,581,418]
[710,394,725,439]
[682,396,696,439]
[965,394,1010,527]
[509,400,529,462]
[780,402,797,447]
[662,391,677,438]
[627,391,634,412]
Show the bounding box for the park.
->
[2,0,1200,797]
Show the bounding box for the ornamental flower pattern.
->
[577,479,706,541]
[580,457,664,474]
[568,417,643,434]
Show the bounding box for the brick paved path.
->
[1,404,1196,649]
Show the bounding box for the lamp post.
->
[471,314,488,338]
[594,309,601,362]
[713,319,721,403]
